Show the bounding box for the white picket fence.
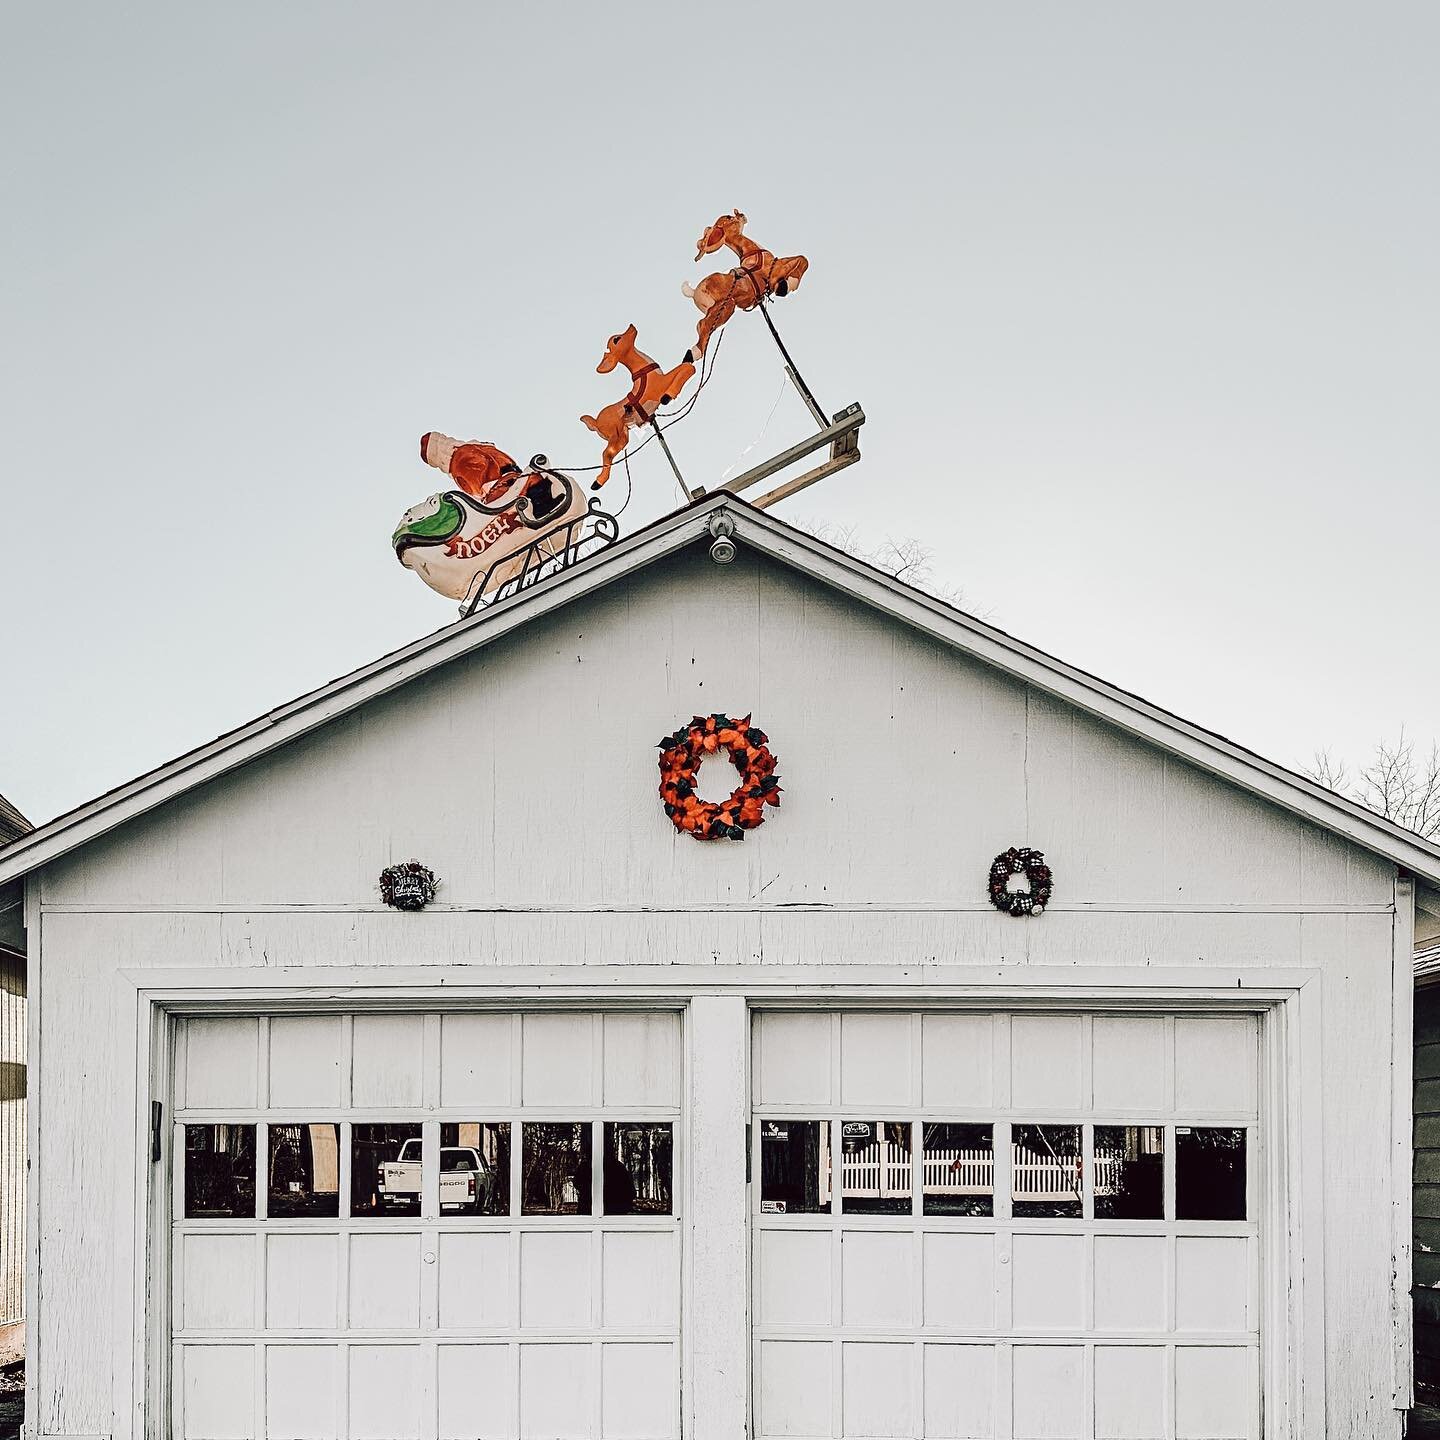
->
[840,1141,1124,1202]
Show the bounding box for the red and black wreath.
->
[987,846,1053,917]
[658,713,781,840]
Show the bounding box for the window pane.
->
[440,1123,511,1216]
[522,1122,593,1215]
[1176,1126,1247,1220]
[840,1121,912,1215]
[352,1123,423,1217]
[603,1122,673,1215]
[1012,1124,1082,1218]
[1094,1125,1164,1219]
[184,1124,256,1218]
[922,1122,994,1217]
[267,1123,340,1217]
[759,1119,831,1214]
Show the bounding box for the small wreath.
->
[379,861,438,911]
[987,847,1052,917]
[658,713,781,840]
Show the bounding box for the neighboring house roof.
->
[0,794,31,849]
[3,493,1440,892]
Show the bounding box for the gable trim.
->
[4,493,1439,889]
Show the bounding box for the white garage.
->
[2,496,1437,1438]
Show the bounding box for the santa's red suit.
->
[419,433,524,505]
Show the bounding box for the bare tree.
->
[795,520,970,609]
[1306,729,1440,840]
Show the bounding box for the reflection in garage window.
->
[1094,1125,1164,1219]
[1012,1124,1083,1217]
[522,1122,592,1215]
[440,1123,510,1216]
[604,1122,673,1215]
[267,1124,340,1217]
[352,1123,423,1217]
[759,1120,831,1214]
[922,1123,994,1216]
[841,1121,911,1214]
[184,1124,256,1219]
[1176,1126,1247,1220]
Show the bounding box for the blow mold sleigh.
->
[393,434,618,615]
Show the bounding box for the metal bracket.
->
[696,404,865,511]
[150,1100,163,1163]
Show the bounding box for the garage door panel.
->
[519,1343,594,1439]
[439,1232,514,1329]
[1011,1345,1083,1439]
[840,1014,913,1109]
[1012,1234,1085,1331]
[520,1231,592,1328]
[1009,1016,1084,1111]
[522,1014,596,1107]
[1094,1346,1165,1440]
[600,1342,675,1439]
[754,1013,832,1108]
[758,1229,831,1327]
[920,1015,993,1110]
[1093,1236,1166,1332]
[180,1345,256,1440]
[348,1345,421,1440]
[604,1013,680,1108]
[348,1232,422,1329]
[1175,1016,1258,1113]
[1175,1346,1253,1438]
[1175,1235,1250,1332]
[267,1233,339,1330]
[270,1017,346,1109]
[603,1231,678,1330]
[351,1015,424,1108]
[440,1013,514,1108]
[180,1234,257,1332]
[922,1344,994,1440]
[841,1231,913,1329]
[1091,1017,1166,1112]
[841,1342,914,1438]
[437,1344,514,1440]
[758,1340,832,1438]
[922,1233,994,1331]
[184,1018,260,1110]
[266,1344,338,1440]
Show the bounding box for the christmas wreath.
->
[658,713,781,840]
[379,861,438,911]
[987,847,1052,917]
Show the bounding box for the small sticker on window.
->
[762,1122,789,1141]
[760,1200,787,1214]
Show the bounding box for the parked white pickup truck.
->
[378,1141,489,1212]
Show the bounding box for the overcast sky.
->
[2,4,1436,825]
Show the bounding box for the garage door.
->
[171,1011,681,1440]
[751,1011,1260,1440]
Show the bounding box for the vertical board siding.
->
[1416,983,1440,1397]
[0,949,23,1330]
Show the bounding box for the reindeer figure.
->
[580,324,696,488]
[683,210,809,358]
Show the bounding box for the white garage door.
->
[751,1011,1261,1440]
[172,1010,681,1440]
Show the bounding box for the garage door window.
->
[921,1122,993,1216]
[183,1123,255,1219]
[267,1123,339,1217]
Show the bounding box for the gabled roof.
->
[0,793,31,849]
[4,492,1440,889]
